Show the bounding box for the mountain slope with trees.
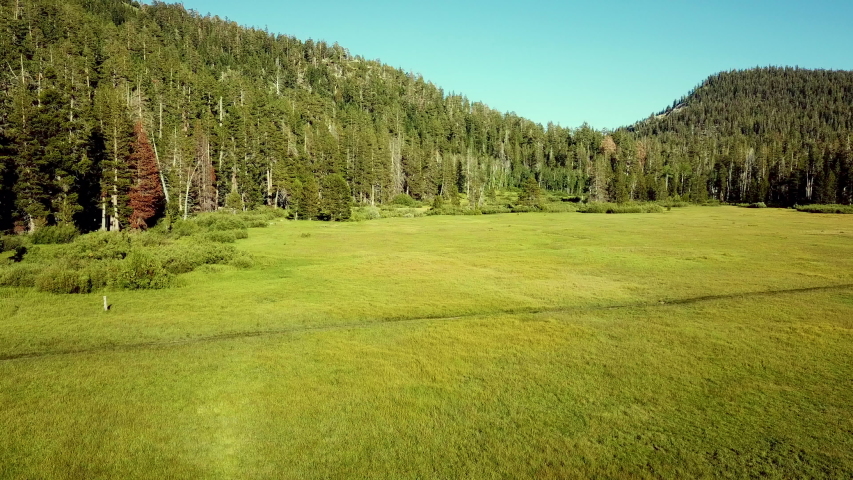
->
[624,67,853,206]
[0,0,851,233]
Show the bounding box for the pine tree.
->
[300,175,320,219]
[519,176,540,206]
[455,159,466,197]
[288,178,304,218]
[320,173,351,221]
[128,122,164,229]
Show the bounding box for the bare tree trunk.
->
[390,135,403,196]
[151,136,169,203]
[111,126,120,231]
[266,168,272,205]
[183,181,191,220]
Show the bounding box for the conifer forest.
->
[0,0,852,233]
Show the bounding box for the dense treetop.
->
[0,0,850,232]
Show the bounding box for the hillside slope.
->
[619,68,853,205]
[0,0,590,231]
[0,1,851,233]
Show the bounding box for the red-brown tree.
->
[128,122,164,229]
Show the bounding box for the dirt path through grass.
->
[3,282,851,362]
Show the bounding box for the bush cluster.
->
[0,234,28,252]
[378,207,424,218]
[30,225,79,244]
[390,194,419,207]
[0,207,278,294]
[350,206,382,221]
[794,204,853,214]
[658,199,690,208]
[577,203,665,214]
[540,203,579,213]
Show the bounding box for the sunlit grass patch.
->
[1,207,852,478]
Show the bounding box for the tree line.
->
[0,0,851,233]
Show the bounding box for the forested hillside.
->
[0,0,594,232]
[626,68,853,206]
[0,0,851,233]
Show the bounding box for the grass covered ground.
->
[1,206,852,478]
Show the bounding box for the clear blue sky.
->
[151,0,853,129]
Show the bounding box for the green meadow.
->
[1,207,852,479]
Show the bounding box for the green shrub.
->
[659,200,690,208]
[195,213,247,231]
[31,225,79,245]
[541,203,578,213]
[203,230,237,243]
[158,241,239,270]
[0,235,28,252]
[510,205,537,213]
[66,231,132,260]
[114,252,171,290]
[130,231,169,247]
[169,219,200,238]
[351,206,382,222]
[35,265,91,294]
[0,263,40,288]
[794,204,853,214]
[158,255,194,275]
[426,206,464,216]
[241,216,270,228]
[229,253,254,269]
[81,260,123,290]
[578,203,664,214]
[0,216,252,293]
[480,206,512,215]
[747,202,767,208]
[390,193,418,207]
[261,207,288,219]
[380,207,423,218]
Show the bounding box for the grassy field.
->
[1,206,852,479]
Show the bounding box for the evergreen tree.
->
[300,176,320,219]
[518,176,541,206]
[455,160,466,197]
[320,173,351,221]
